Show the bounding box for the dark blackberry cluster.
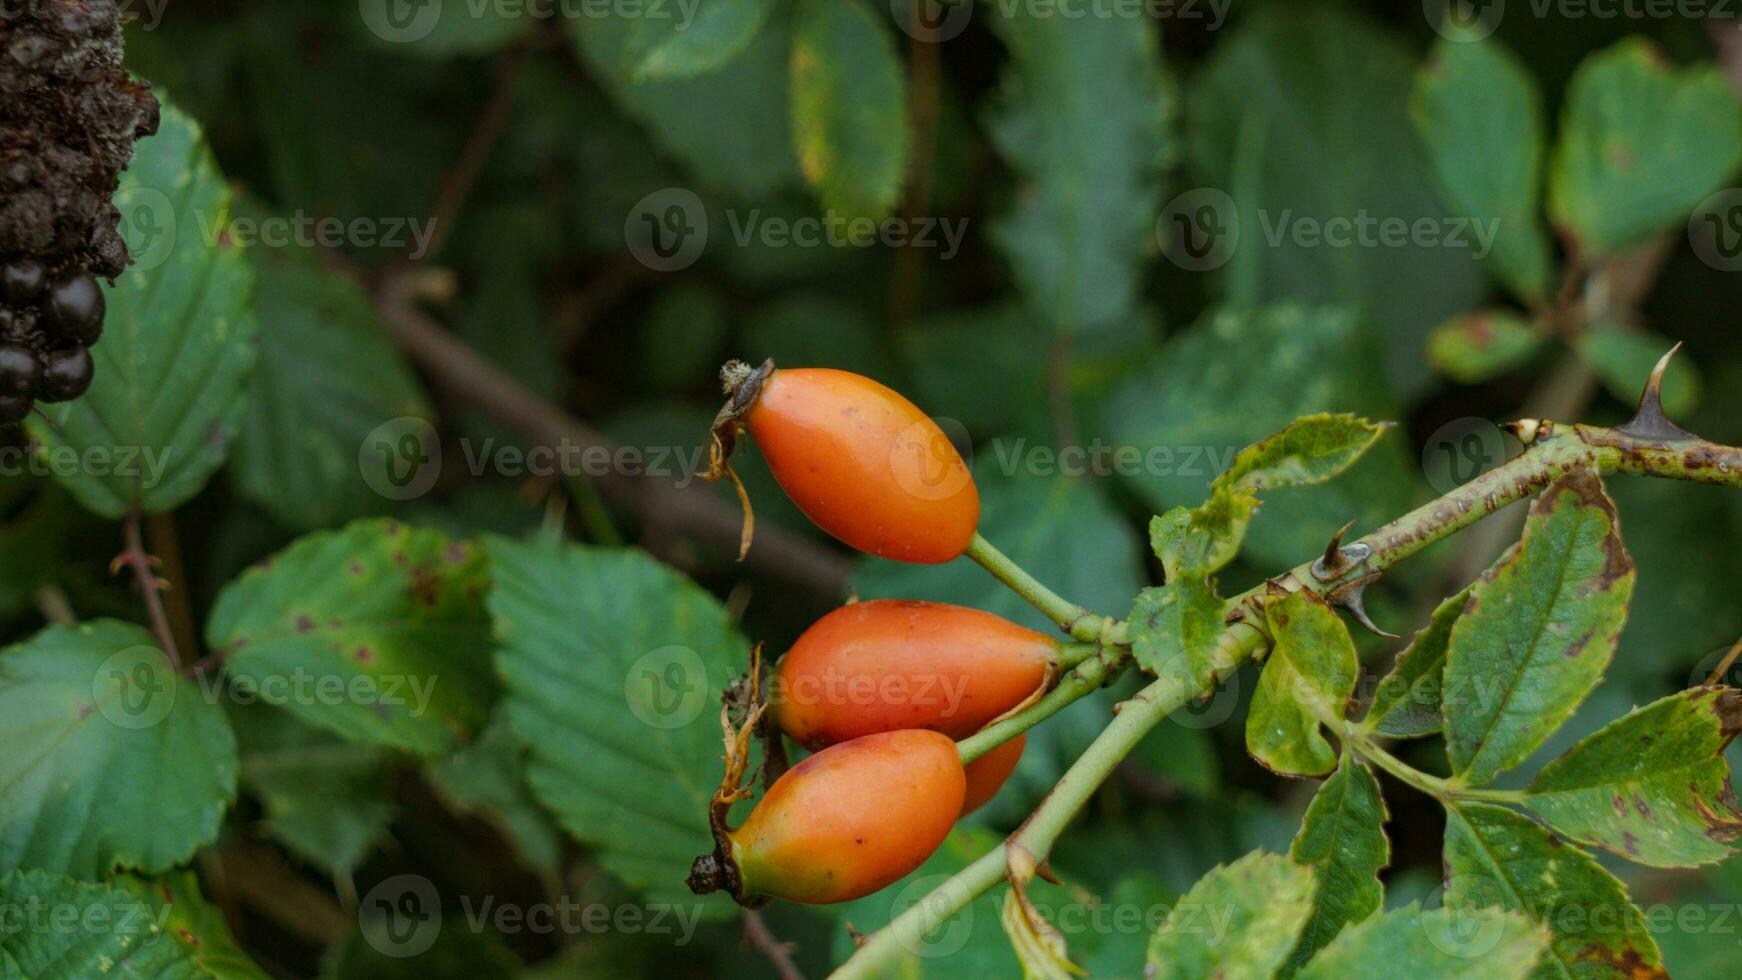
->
[0,0,158,425]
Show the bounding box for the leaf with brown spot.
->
[207,519,494,755]
[1443,471,1636,786]
[1526,688,1742,867]
[1443,802,1666,980]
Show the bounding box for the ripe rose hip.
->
[773,600,1056,747]
[703,729,964,905]
[713,360,979,563]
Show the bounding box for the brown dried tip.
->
[701,359,777,560]
[689,643,772,905]
[1615,343,1697,443]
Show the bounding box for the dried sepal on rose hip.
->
[688,644,966,905]
[689,728,965,906]
[771,599,1060,815]
[0,0,160,425]
[703,359,980,563]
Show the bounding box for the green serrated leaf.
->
[1296,903,1548,980]
[1524,687,1742,868]
[206,520,495,755]
[1247,591,1359,778]
[486,537,749,915]
[790,0,909,221]
[1427,312,1548,385]
[427,710,564,875]
[0,622,237,879]
[1147,851,1316,980]
[232,704,394,877]
[623,0,778,81]
[1129,579,1228,691]
[1364,578,1483,740]
[27,99,258,517]
[1575,327,1701,419]
[1548,37,1742,256]
[1189,7,1486,393]
[1411,37,1557,302]
[1442,802,1665,979]
[575,9,798,199]
[0,870,266,979]
[1217,413,1392,495]
[1148,494,1257,581]
[1284,756,1390,975]
[987,5,1168,335]
[1104,305,1417,571]
[1444,472,1636,787]
[231,240,432,531]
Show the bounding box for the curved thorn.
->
[1616,342,1697,442]
[1312,519,1359,581]
[1330,574,1396,639]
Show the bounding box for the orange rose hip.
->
[710,360,979,563]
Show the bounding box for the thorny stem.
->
[836,403,1742,978]
[742,910,805,980]
[115,509,180,671]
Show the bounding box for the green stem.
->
[1342,725,1524,805]
[966,533,1100,640]
[1058,642,1099,670]
[958,653,1114,764]
[835,418,1740,977]
[835,625,1268,980]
